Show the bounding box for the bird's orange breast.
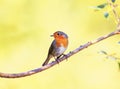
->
[55,37,68,48]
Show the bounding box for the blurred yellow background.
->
[0,0,120,89]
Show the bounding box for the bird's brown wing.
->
[42,40,55,66]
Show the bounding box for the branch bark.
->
[0,29,120,78]
[0,0,120,78]
[107,0,120,23]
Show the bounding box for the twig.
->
[0,29,120,78]
[0,0,120,78]
[107,0,120,28]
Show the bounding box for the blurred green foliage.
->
[111,0,116,3]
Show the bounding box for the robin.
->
[42,31,68,66]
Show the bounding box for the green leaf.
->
[97,3,108,9]
[111,0,116,3]
[104,12,109,18]
[118,63,120,70]
[99,50,107,55]
[118,41,120,44]
[90,3,108,11]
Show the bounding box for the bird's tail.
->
[42,55,52,66]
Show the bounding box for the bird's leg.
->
[58,54,68,61]
[55,53,68,64]
[61,54,68,61]
[55,55,62,64]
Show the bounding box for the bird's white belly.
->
[55,46,66,56]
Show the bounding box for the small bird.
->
[42,31,68,66]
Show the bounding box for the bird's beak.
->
[50,35,54,37]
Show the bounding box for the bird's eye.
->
[57,33,60,35]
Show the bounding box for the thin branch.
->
[0,0,120,78]
[107,0,120,28]
[0,29,120,78]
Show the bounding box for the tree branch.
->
[107,0,120,28]
[0,29,120,78]
[0,0,120,78]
